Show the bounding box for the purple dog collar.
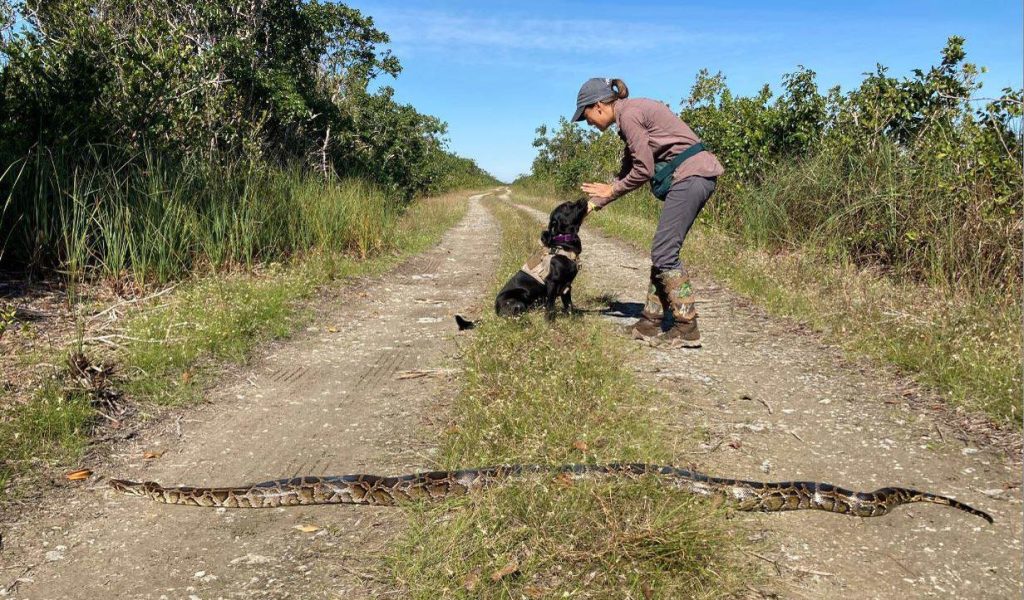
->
[551,233,579,244]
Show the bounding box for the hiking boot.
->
[629,313,663,340]
[658,268,702,348]
[628,267,669,341]
[661,316,701,348]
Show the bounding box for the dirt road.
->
[0,193,500,599]
[2,189,1020,599]
[512,196,1022,599]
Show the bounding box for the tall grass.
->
[0,150,402,284]
[706,142,1021,297]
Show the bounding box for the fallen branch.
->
[88,284,178,323]
[396,368,457,380]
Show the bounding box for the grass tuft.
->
[0,382,94,494]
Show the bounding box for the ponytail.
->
[598,78,629,104]
[609,78,629,100]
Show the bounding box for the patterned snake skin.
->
[109,463,993,523]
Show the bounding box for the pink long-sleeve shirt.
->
[605,97,724,203]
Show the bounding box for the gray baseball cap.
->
[572,77,615,122]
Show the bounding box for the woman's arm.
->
[615,135,632,181]
[583,111,654,209]
[610,111,654,198]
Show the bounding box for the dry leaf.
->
[524,585,547,599]
[327,327,338,333]
[462,568,482,591]
[727,440,742,449]
[554,472,575,487]
[572,440,588,452]
[142,450,165,460]
[66,469,92,481]
[444,424,460,435]
[490,559,519,582]
[641,580,654,600]
[293,524,320,533]
[180,369,192,384]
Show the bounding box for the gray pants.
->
[650,176,716,271]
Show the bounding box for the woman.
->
[575,77,723,348]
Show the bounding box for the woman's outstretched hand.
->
[581,182,612,212]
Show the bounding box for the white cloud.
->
[372,9,766,56]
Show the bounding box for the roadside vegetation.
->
[387,197,752,599]
[515,37,1022,426]
[0,1,496,496]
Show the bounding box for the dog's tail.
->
[454,314,476,330]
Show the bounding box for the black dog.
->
[457,198,589,330]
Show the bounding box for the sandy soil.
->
[512,196,1022,600]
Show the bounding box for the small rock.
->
[44,550,64,562]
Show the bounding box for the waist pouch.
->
[651,142,705,200]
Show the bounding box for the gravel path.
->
[0,192,501,600]
[511,194,1022,599]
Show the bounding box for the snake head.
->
[109,479,154,496]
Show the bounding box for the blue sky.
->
[344,1,1022,183]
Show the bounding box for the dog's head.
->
[540,198,589,248]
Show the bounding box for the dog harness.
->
[520,246,579,287]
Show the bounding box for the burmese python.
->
[109,463,993,523]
